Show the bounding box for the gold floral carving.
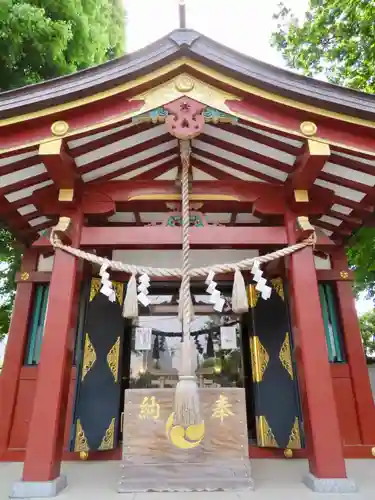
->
[90,278,101,302]
[271,278,284,301]
[175,75,195,92]
[98,418,115,450]
[279,332,294,380]
[250,336,269,383]
[340,271,349,279]
[20,272,30,281]
[74,419,89,452]
[287,417,302,449]
[81,333,97,382]
[256,416,278,448]
[248,285,260,308]
[113,281,124,305]
[107,337,120,383]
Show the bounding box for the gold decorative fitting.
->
[51,120,69,136]
[79,451,89,461]
[107,337,120,383]
[248,284,260,308]
[294,189,309,203]
[279,332,294,380]
[284,449,293,458]
[20,272,30,281]
[271,278,284,301]
[371,447,375,457]
[113,281,124,305]
[98,418,115,450]
[81,333,97,382]
[90,278,101,302]
[287,417,302,449]
[250,336,269,383]
[300,121,317,137]
[74,419,89,452]
[256,416,278,447]
[174,75,195,93]
[340,271,349,279]
[58,188,74,202]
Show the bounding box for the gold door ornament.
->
[90,278,101,302]
[81,333,97,382]
[107,337,120,383]
[113,282,124,305]
[247,285,260,308]
[98,418,115,450]
[279,332,294,380]
[271,278,284,301]
[256,416,278,448]
[250,336,269,383]
[287,417,302,449]
[74,419,89,452]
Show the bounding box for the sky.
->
[125,0,308,65]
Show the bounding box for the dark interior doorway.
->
[118,282,257,444]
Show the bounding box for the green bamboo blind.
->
[25,284,49,365]
[318,283,345,363]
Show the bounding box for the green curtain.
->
[318,283,345,363]
[25,284,49,365]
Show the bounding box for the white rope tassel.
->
[123,273,138,318]
[232,268,249,314]
[174,140,200,427]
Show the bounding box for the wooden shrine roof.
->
[1,29,375,245]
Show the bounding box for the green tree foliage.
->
[272,1,375,298]
[0,0,125,90]
[359,310,375,360]
[0,0,125,338]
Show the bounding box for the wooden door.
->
[249,278,304,450]
[70,278,125,452]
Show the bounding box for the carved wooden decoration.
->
[164,97,205,139]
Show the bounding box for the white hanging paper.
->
[137,292,150,307]
[261,286,272,300]
[100,283,114,297]
[138,273,150,286]
[253,268,263,282]
[209,289,221,304]
[220,325,237,349]
[135,327,152,350]
[137,283,149,295]
[99,263,109,276]
[255,277,267,291]
[213,296,225,312]
[251,261,260,274]
[206,281,217,294]
[205,270,215,285]
[108,291,116,303]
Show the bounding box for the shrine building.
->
[0,27,375,497]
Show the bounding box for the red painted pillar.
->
[22,211,83,482]
[285,213,347,479]
[332,249,375,444]
[0,250,37,458]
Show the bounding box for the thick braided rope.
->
[180,140,192,341]
[50,231,314,277]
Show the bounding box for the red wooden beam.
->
[39,139,81,189]
[289,140,330,189]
